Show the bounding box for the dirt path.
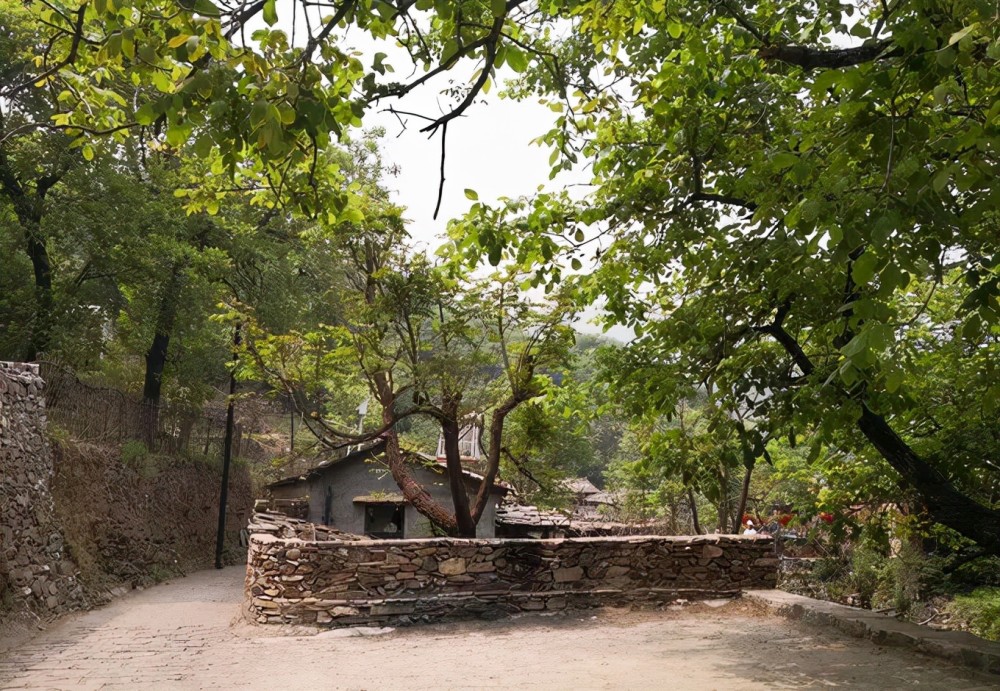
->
[0,567,993,690]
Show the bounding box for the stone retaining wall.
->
[245,514,777,626]
[0,362,85,620]
[1,360,254,632]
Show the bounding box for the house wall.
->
[245,514,778,627]
[269,459,501,538]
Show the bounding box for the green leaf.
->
[491,0,506,17]
[948,23,979,46]
[885,369,904,393]
[464,188,479,201]
[772,152,798,170]
[507,46,528,73]
[135,102,157,126]
[193,0,220,16]
[852,252,877,284]
[263,0,278,26]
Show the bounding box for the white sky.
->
[363,80,631,342]
[366,93,569,252]
[263,11,630,341]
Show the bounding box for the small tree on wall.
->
[243,201,574,537]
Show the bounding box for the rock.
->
[285,548,301,560]
[331,606,360,617]
[702,545,725,559]
[438,558,467,576]
[553,566,585,582]
[316,611,332,624]
[546,596,567,610]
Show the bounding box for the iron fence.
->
[37,361,273,460]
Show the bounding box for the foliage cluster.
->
[3,0,1000,560]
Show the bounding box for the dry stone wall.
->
[1,361,254,631]
[245,514,777,626]
[0,362,85,619]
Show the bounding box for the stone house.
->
[267,440,506,538]
[564,477,619,519]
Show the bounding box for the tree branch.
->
[4,3,88,99]
[758,40,899,70]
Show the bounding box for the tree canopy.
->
[5,0,1000,553]
[448,0,1000,552]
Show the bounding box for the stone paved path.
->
[0,567,995,690]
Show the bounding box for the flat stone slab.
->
[744,589,1000,676]
[316,626,395,638]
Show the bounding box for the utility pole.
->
[215,323,241,569]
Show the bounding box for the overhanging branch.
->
[758,40,899,70]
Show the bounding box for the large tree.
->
[247,254,574,536]
[242,160,574,536]
[17,0,1000,554]
[448,0,1000,553]
[13,0,557,220]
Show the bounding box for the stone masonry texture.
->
[0,362,85,620]
[245,513,778,627]
[1,361,254,628]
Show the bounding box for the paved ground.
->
[0,567,995,690]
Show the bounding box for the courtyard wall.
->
[245,513,778,626]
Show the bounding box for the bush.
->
[120,440,160,479]
[121,440,149,466]
[877,541,943,615]
[948,588,1000,641]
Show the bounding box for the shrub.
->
[120,440,161,479]
[948,588,1000,641]
[121,440,149,466]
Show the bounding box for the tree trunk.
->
[762,316,1000,555]
[687,487,702,535]
[3,188,54,360]
[857,405,1000,556]
[383,428,458,533]
[143,331,171,404]
[717,465,731,533]
[24,228,53,361]
[471,394,521,523]
[735,462,755,532]
[0,150,63,361]
[142,264,184,405]
[441,414,477,537]
[371,373,459,533]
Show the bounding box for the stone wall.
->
[245,514,778,626]
[1,361,254,633]
[0,362,85,620]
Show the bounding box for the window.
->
[457,427,479,458]
[364,503,404,538]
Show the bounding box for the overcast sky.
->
[269,14,630,341]
[364,79,632,342]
